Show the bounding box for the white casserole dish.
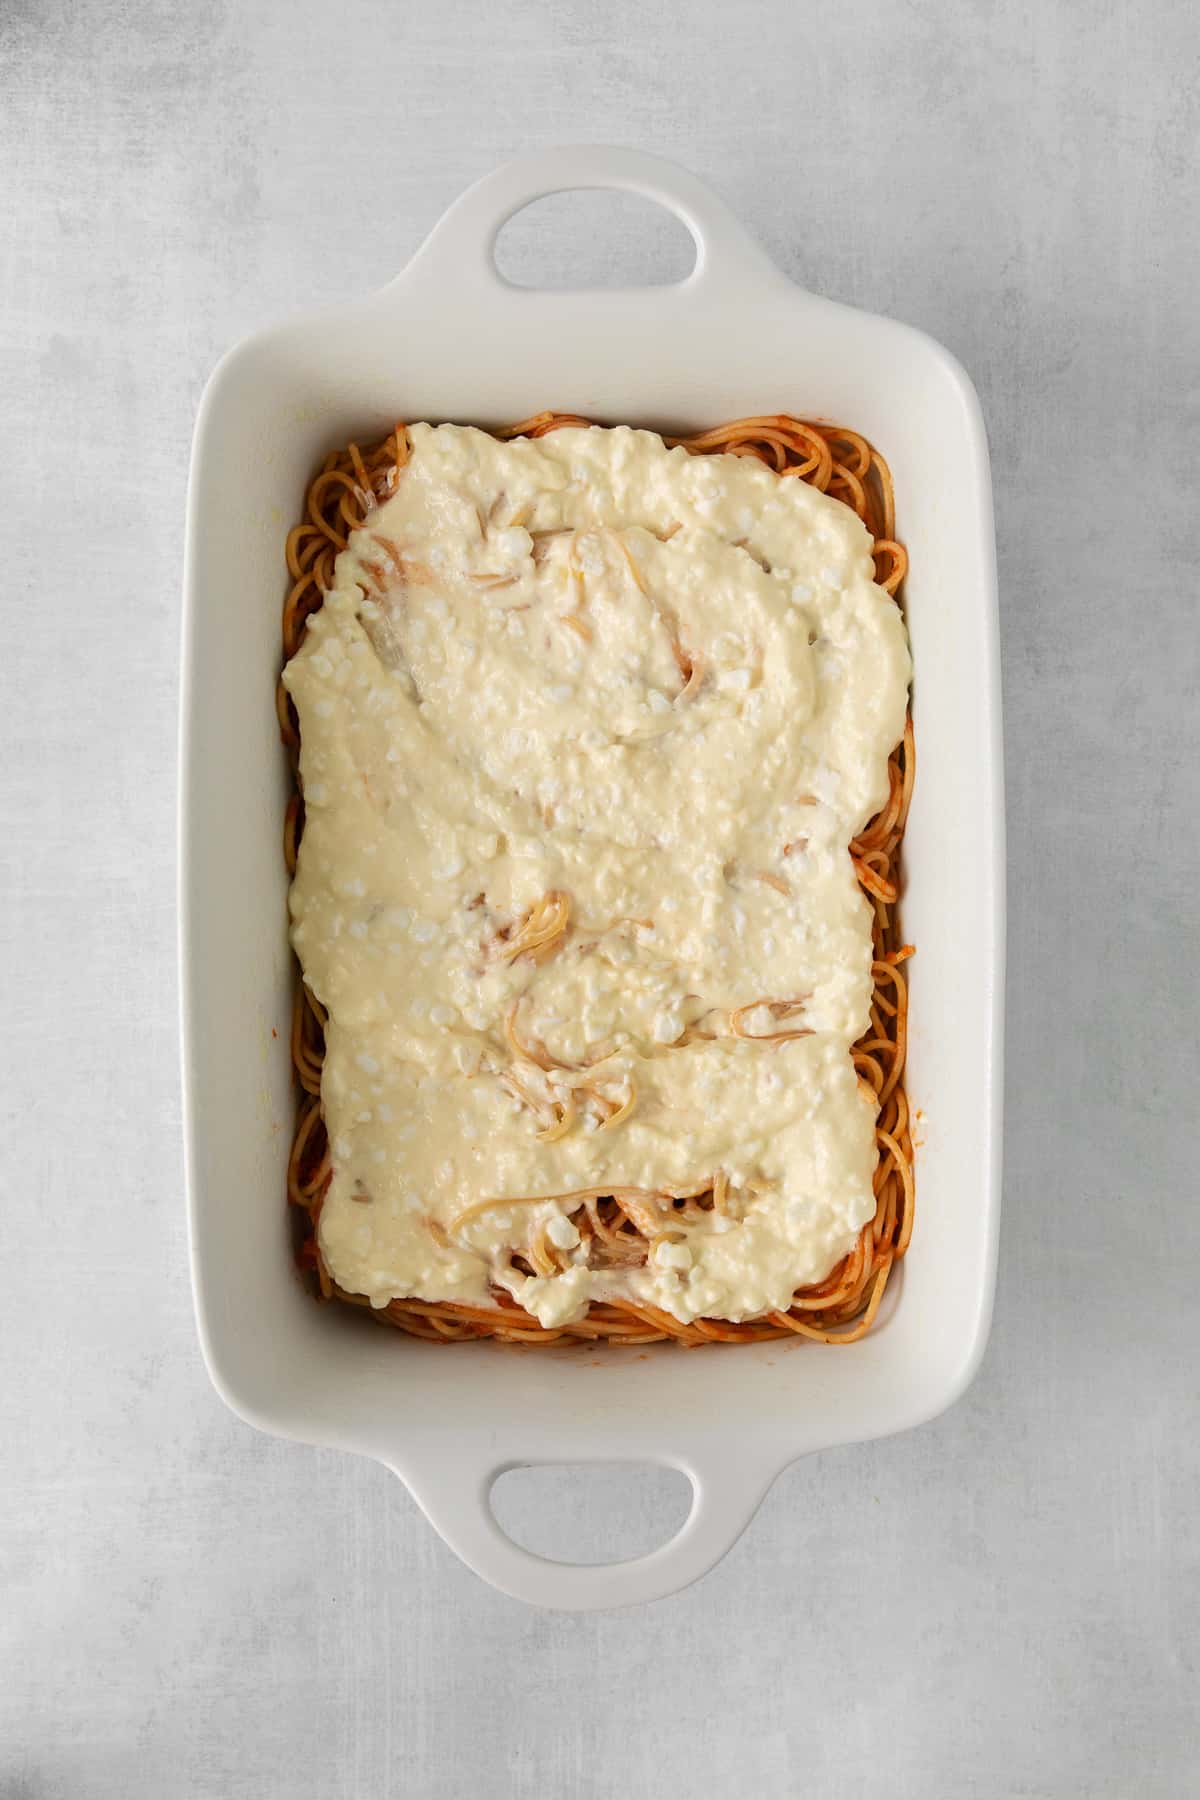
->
[181,146,1003,1610]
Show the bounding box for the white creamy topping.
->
[284,423,910,1327]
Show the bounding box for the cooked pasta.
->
[280,413,913,1346]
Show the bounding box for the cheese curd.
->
[284,423,910,1327]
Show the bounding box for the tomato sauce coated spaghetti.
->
[279,414,913,1345]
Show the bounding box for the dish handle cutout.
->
[392,1446,778,1610]
[392,144,789,305]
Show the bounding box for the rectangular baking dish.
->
[180,146,1003,1609]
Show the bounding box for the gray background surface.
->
[3,1,1198,1795]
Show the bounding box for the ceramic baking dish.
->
[180,146,1003,1609]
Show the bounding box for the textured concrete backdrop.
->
[2,1,1198,1795]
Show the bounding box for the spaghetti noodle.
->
[280,414,913,1346]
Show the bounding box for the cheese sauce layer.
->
[284,423,910,1327]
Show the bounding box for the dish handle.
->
[391,1445,779,1610]
[393,144,788,305]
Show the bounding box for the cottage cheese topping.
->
[284,423,910,1327]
